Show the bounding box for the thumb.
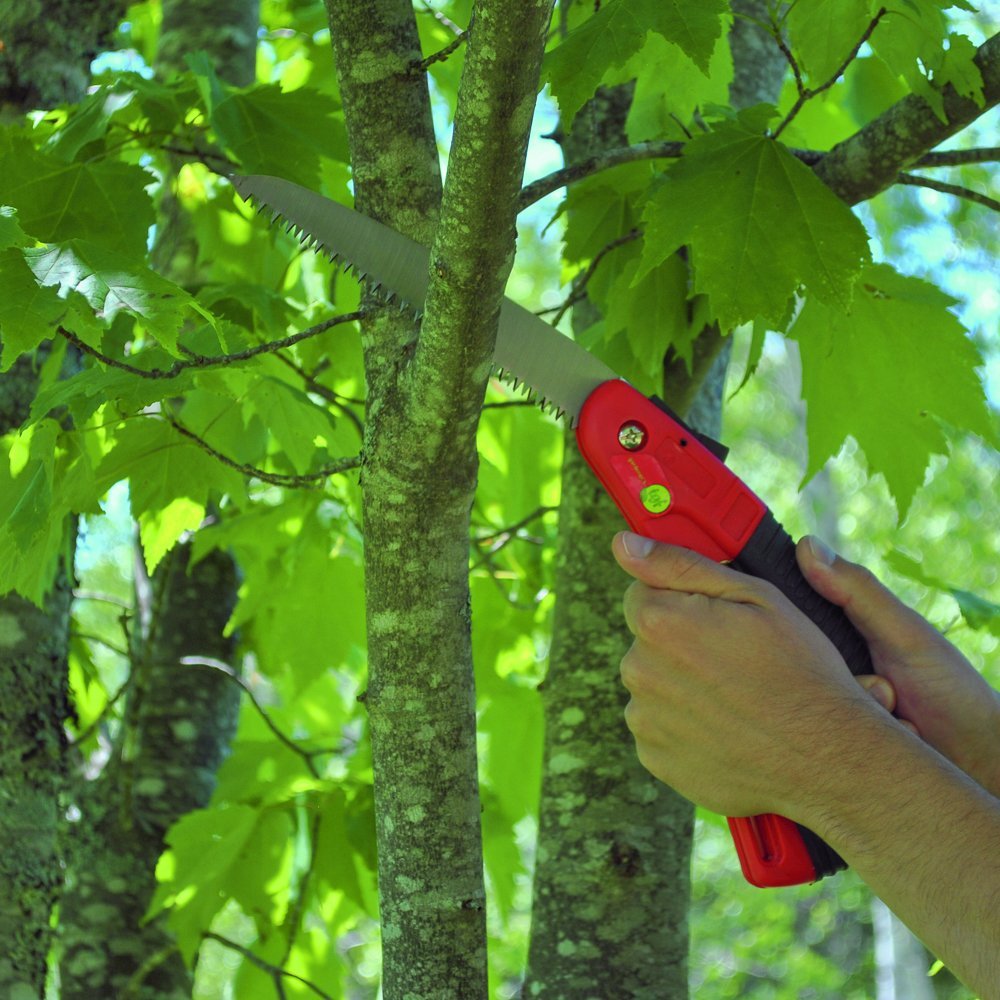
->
[796,536,933,652]
[612,532,761,602]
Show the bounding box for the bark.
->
[325,1,554,994]
[0,0,127,115]
[526,5,788,996]
[816,31,1000,205]
[60,545,240,1000]
[0,577,73,999]
[0,1,116,989]
[525,83,694,1000]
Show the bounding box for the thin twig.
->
[518,142,684,210]
[203,932,336,1000]
[70,675,134,748]
[162,411,361,488]
[473,505,557,547]
[180,657,343,779]
[410,30,468,73]
[772,8,888,140]
[915,146,1000,168]
[57,312,365,382]
[897,172,1000,212]
[546,228,641,326]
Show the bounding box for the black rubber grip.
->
[732,511,873,879]
[732,510,873,677]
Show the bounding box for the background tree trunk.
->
[525,82,695,999]
[55,1,254,993]
[0,1,124,990]
[527,4,789,995]
[59,545,240,999]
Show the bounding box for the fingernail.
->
[870,680,893,710]
[806,535,836,567]
[622,532,655,559]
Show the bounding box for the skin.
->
[613,531,1000,998]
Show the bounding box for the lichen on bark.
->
[324,1,555,995]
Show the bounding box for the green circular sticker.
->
[640,484,671,514]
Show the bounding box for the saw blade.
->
[231,174,617,423]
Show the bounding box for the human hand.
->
[612,532,891,820]
[796,536,1000,797]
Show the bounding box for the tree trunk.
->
[60,544,241,999]
[0,577,73,999]
[525,82,695,998]
[0,0,124,989]
[527,4,788,994]
[324,1,554,993]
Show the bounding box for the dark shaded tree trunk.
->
[0,577,73,998]
[0,0,124,989]
[60,545,240,999]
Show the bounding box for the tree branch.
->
[162,411,361,487]
[542,228,641,326]
[410,30,468,73]
[180,657,344,779]
[518,141,684,210]
[897,172,1000,212]
[915,146,1000,167]
[57,311,364,381]
[815,31,1000,205]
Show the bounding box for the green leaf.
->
[885,550,1000,636]
[149,803,260,963]
[44,85,138,162]
[25,241,215,354]
[932,33,984,105]
[245,375,351,475]
[188,53,348,188]
[0,249,67,370]
[0,131,154,254]
[636,109,871,329]
[544,0,726,124]
[95,418,244,516]
[792,263,995,517]
[786,0,875,83]
[604,251,689,377]
[30,363,199,427]
[624,31,732,143]
[0,206,30,250]
[139,497,206,574]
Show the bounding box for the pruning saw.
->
[230,174,874,889]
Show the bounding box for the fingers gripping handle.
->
[575,381,871,887]
[728,512,872,885]
[732,511,873,677]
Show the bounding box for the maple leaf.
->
[544,0,726,124]
[792,263,996,517]
[636,107,871,330]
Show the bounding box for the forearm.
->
[800,710,1000,998]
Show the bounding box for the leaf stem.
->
[772,8,888,140]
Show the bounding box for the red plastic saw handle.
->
[576,380,873,888]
